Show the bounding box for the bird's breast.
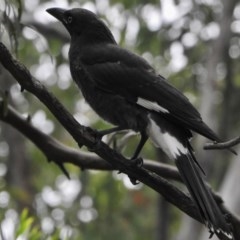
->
[70,64,148,131]
[84,87,148,132]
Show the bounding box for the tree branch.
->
[0,101,181,181]
[0,41,240,239]
[0,40,201,221]
[204,137,240,151]
[0,101,231,204]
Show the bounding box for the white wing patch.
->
[147,117,187,159]
[137,98,169,113]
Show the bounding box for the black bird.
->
[47,8,233,239]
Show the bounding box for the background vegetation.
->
[0,0,240,239]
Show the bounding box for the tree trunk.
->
[176,0,237,239]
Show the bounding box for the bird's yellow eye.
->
[67,16,72,23]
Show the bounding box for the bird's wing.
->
[81,44,219,141]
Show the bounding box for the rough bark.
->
[0,41,240,240]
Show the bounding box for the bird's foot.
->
[97,127,124,139]
[85,128,104,152]
[129,176,139,185]
[88,128,117,149]
[92,129,104,142]
[130,157,143,168]
[127,157,143,185]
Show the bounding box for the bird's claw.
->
[130,157,143,167]
[128,176,139,185]
[86,128,104,152]
[127,157,143,185]
[86,127,103,141]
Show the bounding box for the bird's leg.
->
[96,126,126,140]
[87,126,127,152]
[130,132,148,166]
[127,132,148,185]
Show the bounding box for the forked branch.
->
[204,137,240,152]
[0,42,240,239]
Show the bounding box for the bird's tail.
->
[175,151,233,240]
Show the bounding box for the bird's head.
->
[46,8,116,44]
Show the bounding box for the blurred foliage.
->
[16,208,61,240]
[0,0,240,239]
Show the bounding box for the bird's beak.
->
[46,8,66,22]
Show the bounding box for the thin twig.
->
[204,137,240,152]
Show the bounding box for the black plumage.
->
[47,8,233,239]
